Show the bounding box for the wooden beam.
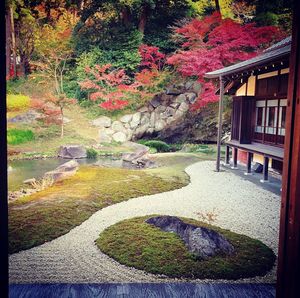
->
[276,1,300,296]
[216,76,224,172]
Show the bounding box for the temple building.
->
[205,36,291,182]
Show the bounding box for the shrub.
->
[7,94,30,112]
[87,148,98,159]
[141,140,171,152]
[7,129,35,145]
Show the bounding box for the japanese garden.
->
[6,0,293,289]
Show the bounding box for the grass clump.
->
[97,216,276,280]
[7,129,35,145]
[7,94,30,112]
[87,148,98,159]
[9,166,186,254]
[139,140,171,152]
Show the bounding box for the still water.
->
[8,157,123,191]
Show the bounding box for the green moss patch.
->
[96,216,276,280]
[7,129,35,145]
[9,167,186,254]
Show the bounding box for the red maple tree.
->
[138,44,166,71]
[167,12,284,109]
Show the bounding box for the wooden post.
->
[277,2,300,296]
[231,147,238,169]
[216,76,224,172]
[245,152,253,175]
[261,156,269,182]
[225,145,230,165]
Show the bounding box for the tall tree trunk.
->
[60,107,64,138]
[9,5,17,78]
[214,0,221,12]
[121,7,130,26]
[138,7,148,34]
[5,9,11,77]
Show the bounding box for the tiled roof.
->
[205,37,291,79]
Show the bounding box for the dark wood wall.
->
[277,1,300,296]
[231,96,255,144]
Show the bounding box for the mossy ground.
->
[9,165,189,254]
[96,216,276,280]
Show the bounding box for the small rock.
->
[119,114,133,124]
[178,102,189,113]
[155,105,167,114]
[112,121,127,133]
[165,88,182,96]
[175,94,187,104]
[99,130,113,143]
[23,178,36,185]
[161,107,176,119]
[91,116,112,128]
[130,112,142,129]
[155,119,166,132]
[185,92,197,104]
[138,106,149,113]
[112,132,127,143]
[149,96,161,108]
[58,145,87,159]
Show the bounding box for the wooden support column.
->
[245,152,253,175]
[231,147,238,169]
[225,145,230,165]
[216,76,224,172]
[277,2,300,296]
[261,156,269,182]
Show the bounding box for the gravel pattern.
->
[9,161,281,283]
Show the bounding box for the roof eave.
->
[204,51,290,79]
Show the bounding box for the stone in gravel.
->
[58,145,87,159]
[91,116,112,128]
[146,216,235,259]
[138,106,149,113]
[112,132,127,143]
[161,107,175,119]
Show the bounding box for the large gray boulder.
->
[146,216,235,260]
[58,145,87,159]
[44,160,79,181]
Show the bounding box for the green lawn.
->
[96,216,276,280]
[9,164,189,254]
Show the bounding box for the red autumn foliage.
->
[79,64,158,110]
[167,12,284,109]
[139,44,166,71]
[79,64,136,110]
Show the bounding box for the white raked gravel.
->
[9,161,281,283]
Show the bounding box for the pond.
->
[8,157,123,191]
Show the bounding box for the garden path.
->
[9,161,280,283]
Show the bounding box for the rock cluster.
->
[93,81,201,143]
[146,215,235,259]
